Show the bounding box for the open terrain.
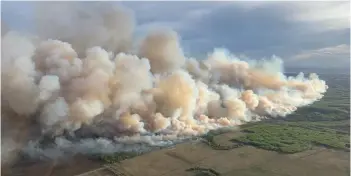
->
[75,132,349,176]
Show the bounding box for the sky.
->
[1,1,350,69]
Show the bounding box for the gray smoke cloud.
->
[1,2,328,163]
[33,2,135,55]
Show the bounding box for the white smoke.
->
[23,137,175,160]
[1,2,328,161]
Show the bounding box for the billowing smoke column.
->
[1,2,327,162]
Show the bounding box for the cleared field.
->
[3,128,349,176]
[73,130,349,176]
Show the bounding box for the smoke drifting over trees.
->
[1,2,328,163]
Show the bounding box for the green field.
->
[233,123,349,153]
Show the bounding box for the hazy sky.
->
[2,1,350,69]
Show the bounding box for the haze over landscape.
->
[1,1,350,176]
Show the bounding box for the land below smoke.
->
[4,132,349,176]
[2,73,349,176]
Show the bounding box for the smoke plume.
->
[1,2,328,162]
